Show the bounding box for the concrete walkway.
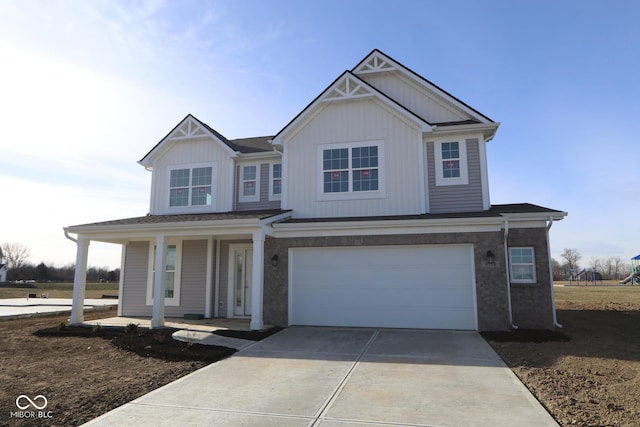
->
[0,298,117,319]
[84,327,558,427]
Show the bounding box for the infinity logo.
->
[16,395,48,410]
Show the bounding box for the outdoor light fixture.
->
[271,254,279,267]
[486,250,496,265]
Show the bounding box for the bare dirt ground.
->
[485,285,640,427]
[0,308,276,426]
[1,286,639,426]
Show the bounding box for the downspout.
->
[503,219,517,329]
[64,228,77,243]
[547,216,563,328]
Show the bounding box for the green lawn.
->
[0,282,119,299]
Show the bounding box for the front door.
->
[231,246,253,317]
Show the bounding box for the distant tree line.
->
[6,262,120,283]
[1,242,119,283]
[552,248,632,280]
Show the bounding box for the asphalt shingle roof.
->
[72,210,290,228]
[281,204,564,224]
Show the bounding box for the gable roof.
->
[353,49,495,124]
[138,114,271,167]
[271,70,432,144]
[271,49,498,145]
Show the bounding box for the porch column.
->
[70,237,90,324]
[250,230,265,330]
[151,235,167,329]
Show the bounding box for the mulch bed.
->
[34,325,238,362]
[480,328,570,343]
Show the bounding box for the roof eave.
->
[431,122,500,141]
[501,211,568,221]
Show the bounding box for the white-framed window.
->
[239,164,260,203]
[317,141,385,200]
[433,139,468,186]
[168,163,216,209]
[146,240,182,306]
[509,247,537,284]
[269,163,282,201]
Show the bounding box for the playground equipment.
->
[620,254,640,284]
[570,268,603,285]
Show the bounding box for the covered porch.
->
[63,210,290,330]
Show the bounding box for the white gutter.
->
[63,228,77,243]
[547,216,563,328]
[502,219,517,329]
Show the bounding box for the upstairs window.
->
[168,164,214,208]
[433,140,468,186]
[509,247,537,284]
[270,163,282,200]
[239,164,260,203]
[319,142,383,199]
[441,142,460,178]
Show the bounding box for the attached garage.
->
[289,244,477,330]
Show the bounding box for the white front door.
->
[231,246,253,317]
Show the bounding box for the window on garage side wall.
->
[509,247,536,283]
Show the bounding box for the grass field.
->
[554,282,640,306]
[0,282,119,299]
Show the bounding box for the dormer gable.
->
[139,114,238,169]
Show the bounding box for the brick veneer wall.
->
[263,228,555,331]
[507,227,555,329]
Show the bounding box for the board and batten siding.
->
[235,163,281,211]
[150,136,234,214]
[121,239,208,317]
[284,99,424,218]
[427,138,484,213]
[359,73,469,124]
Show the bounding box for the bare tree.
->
[1,242,31,270]
[611,256,625,280]
[560,248,581,273]
[551,258,564,280]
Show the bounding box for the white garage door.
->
[289,245,476,330]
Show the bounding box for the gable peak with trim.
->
[352,50,495,126]
[272,49,498,144]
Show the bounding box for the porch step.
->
[184,313,204,320]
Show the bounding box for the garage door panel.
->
[290,245,477,330]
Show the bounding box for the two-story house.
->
[64,50,566,331]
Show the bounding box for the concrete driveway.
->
[84,327,558,427]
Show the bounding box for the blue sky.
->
[0,0,638,269]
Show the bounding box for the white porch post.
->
[250,230,265,330]
[151,235,167,329]
[70,237,90,324]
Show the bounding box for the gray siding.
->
[121,239,208,317]
[121,241,150,316]
[427,138,483,213]
[171,239,207,316]
[235,163,281,211]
